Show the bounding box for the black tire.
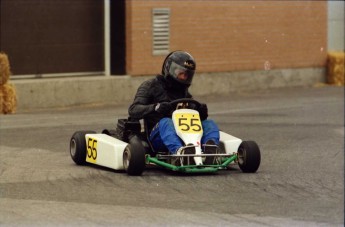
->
[70,131,96,165]
[123,135,146,176]
[237,141,261,173]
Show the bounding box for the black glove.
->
[198,103,208,121]
[155,102,172,116]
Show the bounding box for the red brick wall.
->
[126,0,327,76]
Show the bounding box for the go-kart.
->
[69,99,261,175]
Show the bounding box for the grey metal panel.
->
[152,8,170,55]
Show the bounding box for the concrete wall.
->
[126,1,327,75]
[12,68,325,111]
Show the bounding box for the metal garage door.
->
[0,0,104,77]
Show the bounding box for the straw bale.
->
[0,83,17,114]
[0,52,11,85]
[327,52,345,86]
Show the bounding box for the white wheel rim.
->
[70,139,77,157]
[123,148,131,169]
[238,148,245,165]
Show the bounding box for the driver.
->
[128,50,219,159]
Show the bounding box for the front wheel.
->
[237,141,261,173]
[70,131,96,165]
[123,135,146,176]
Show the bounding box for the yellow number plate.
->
[86,137,97,163]
[174,113,203,134]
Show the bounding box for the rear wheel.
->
[123,135,146,176]
[70,131,96,165]
[237,141,261,173]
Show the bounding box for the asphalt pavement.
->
[0,85,344,226]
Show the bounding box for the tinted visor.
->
[169,62,195,85]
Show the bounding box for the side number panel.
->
[86,137,97,163]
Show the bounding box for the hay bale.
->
[0,52,11,85]
[327,52,345,86]
[0,83,17,114]
[0,52,17,114]
[0,86,4,114]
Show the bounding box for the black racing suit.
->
[128,75,192,131]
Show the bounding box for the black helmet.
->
[162,51,196,86]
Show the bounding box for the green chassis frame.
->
[146,154,238,173]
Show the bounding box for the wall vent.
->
[152,8,170,55]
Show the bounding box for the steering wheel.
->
[169,98,201,111]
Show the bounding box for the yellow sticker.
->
[173,113,203,134]
[86,137,97,163]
